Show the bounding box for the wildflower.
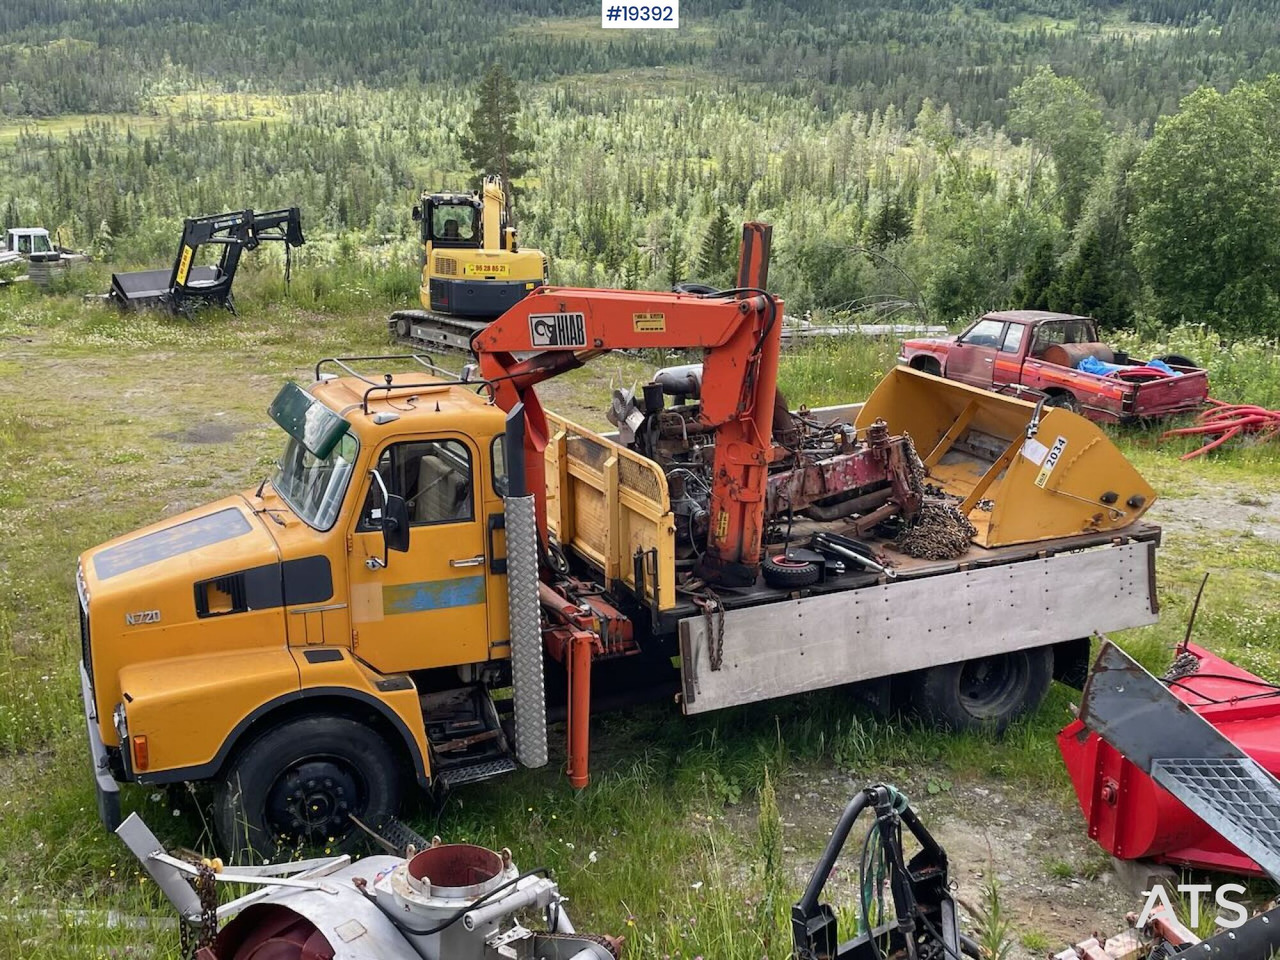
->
[690,881,703,890]
[588,851,598,864]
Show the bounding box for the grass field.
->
[1,273,1277,958]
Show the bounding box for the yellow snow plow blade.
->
[856,367,1156,548]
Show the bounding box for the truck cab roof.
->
[981,310,1091,325]
[311,371,505,438]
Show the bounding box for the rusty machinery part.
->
[1057,902,1280,960]
[894,499,978,560]
[690,590,726,672]
[793,783,980,960]
[613,367,928,565]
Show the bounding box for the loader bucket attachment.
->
[855,367,1155,547]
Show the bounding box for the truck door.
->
[347,435,492,673]
[992,321,1027,386]
[946,317,1004,389]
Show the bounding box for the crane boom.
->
[472,222,781,585]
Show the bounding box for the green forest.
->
[4,0,1280,332]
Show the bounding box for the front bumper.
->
[81,662,122,830]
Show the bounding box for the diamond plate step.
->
[1151,757,1280,882]
[437,756,518,790]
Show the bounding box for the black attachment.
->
[109,207,305,314]
[793,784,957,960]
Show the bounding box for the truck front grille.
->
[80,599,93,688]
[77,566,93,692]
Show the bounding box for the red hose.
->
[1161,400,1280,459]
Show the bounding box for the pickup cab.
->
[900,310,1209,423]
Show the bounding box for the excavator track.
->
[389,308,489,354]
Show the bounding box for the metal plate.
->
[680,541,1156,715]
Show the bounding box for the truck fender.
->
[292,648,432,789]
[120,649,431,788]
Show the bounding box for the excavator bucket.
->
[855,367,1155,547]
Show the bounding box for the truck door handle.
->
[487,513,507,575]
[984,357,993,363]
[449,555,486,568]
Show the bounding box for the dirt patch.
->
[1150,488,1280,544]
[159,419,244,444]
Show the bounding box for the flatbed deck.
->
[630,521,1161,630]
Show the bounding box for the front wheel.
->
[913,647,1053,733]
[213,715,403,862]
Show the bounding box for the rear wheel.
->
[213,715,403,862]
[1044,390,1079,414]
[914,647,1053,733]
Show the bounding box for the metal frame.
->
[313,355,495,412]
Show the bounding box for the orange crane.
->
[472,222,788,587]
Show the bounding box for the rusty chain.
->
[895,499,977,560]
[179,861,219,959]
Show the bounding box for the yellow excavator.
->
[389,175,548,351]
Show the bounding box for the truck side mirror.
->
[411,205,422,222]
[367,469,411,569]
[383,495,410,553]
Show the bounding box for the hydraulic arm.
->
[472,222,781,586]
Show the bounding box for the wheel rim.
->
[957,654,1028,719]
[264,758,365,845]
[770,554,811,568]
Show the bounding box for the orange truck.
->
[900,310,1209,423]
[78,227,1164,857]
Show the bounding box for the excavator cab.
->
[414,194,483,248]
[399,177,548,332]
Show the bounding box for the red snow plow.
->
[1059,639,1280,879]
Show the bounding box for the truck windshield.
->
[272,431,359,530]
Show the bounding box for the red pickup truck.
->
[900,310,1209,423]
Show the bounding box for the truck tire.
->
[910,357,942,377]
[213,715,403,862]
[1044,390,1079,414]
[762,552,822,589]
[914,647,1053,733]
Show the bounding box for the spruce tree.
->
[460,66,531,190]
[696,206,735,284]
[664,233,686,289]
